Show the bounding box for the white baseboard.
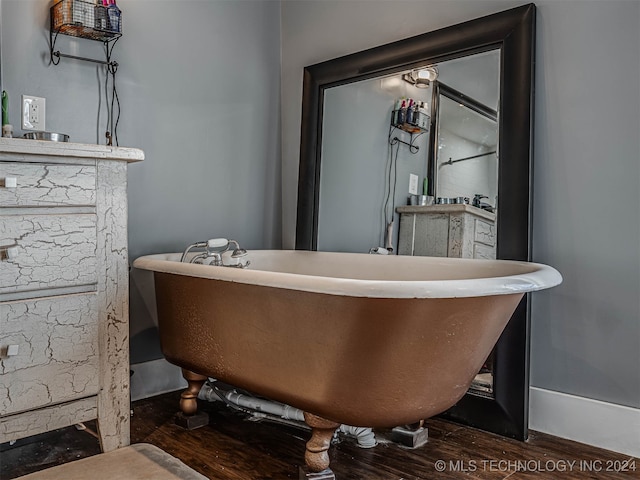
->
[130,358,187,402]
[529,387,640,458]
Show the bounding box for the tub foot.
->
[175,410,210,430]
[298,466,335,480]
[175,369,209,430]
[303,412,339,476]
[391,420,429,448]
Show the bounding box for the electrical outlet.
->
[22,95,46,131]
[29,103,39,123]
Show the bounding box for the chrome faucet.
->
[180,238,250,268]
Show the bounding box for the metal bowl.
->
[23,131,70,142]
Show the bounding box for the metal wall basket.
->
[51,0,122,42]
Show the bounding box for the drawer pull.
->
[1,177,17,188]
[6,345,20,356]
[0,245,18,261]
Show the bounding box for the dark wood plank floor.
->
[1,390,638,479]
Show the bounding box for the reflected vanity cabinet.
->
[0,138,143,451]
[397,204,496,259]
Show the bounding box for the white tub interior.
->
[133,250,562,299]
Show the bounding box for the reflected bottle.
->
[406,99,414,124]
[417,102,429,129]
[397,99,406,125]
[412,102,420,127]
[106,0,121,33]
[94,0,108,30]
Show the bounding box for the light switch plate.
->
[408,174,419,195]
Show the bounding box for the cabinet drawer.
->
[414,213,450,257]
[474,219,496,247]
[0,214,97,294]
[0,293,99,416]
[0,162,96,207]
[474,243,496,260]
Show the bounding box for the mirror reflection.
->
[317,74,431,253]
[435,84,498,212]
[318,48,501,395]
[318,49,500,251]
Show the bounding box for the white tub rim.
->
[132,250,562,299]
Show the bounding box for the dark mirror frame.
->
[295,4,536,440]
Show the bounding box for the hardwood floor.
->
[1,390,637,479]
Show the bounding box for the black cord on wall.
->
[103,38,120,146]
[382,126,401,246]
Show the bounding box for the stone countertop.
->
[0,137,144,163]
[396,203,496,222]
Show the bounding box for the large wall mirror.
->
[296,4,535,439]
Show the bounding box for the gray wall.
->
[281,0,640,410]
[1,0,282,365]
[529,0,639,408]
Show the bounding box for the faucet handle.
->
[207,238,229,249]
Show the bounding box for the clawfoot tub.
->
[133,250,561,478]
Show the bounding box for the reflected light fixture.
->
[402,66,439,88]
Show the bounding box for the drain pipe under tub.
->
[338,425,377,448]
[198,381,377,448]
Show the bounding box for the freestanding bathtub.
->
[133,250,561,477]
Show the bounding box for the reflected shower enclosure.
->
[434,85,499,209]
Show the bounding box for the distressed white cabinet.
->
[0,138,143,452]
[397,204,496,259]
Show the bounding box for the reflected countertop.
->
[396,203,496,222]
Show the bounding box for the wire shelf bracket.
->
[49,0,121,67]
[388,110,429,154]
